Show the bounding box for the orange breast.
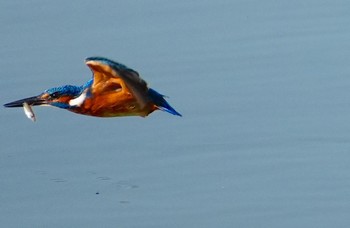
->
[70,90,156,117]
[68,73,157,117]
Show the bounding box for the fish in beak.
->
[23,102,36,122]
[4,94,50,122]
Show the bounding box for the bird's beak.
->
[4,95,48,108]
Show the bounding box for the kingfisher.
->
[4,57,181,120]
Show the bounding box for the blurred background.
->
[1,0,350,227]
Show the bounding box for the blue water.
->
[1,0,350,227]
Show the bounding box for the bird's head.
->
[4,85,85,109]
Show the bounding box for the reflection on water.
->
[1,0,350,227]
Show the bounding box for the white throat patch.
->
[69,89,88,107]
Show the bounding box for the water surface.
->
[1,1,350,227]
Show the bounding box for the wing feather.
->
[85,57,149,108]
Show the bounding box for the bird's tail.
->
[148,88,182,116]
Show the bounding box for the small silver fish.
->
[23,102,36,122]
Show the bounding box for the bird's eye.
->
[50,92,60,99]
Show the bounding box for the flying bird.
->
[4,57,181,120]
